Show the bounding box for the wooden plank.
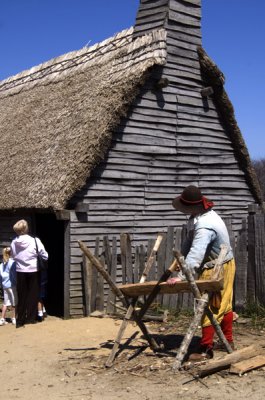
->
[163,67,202,82]
[103,236,112,274]
[234,219,248,311]
[113,133,176,147]
[147,239,156,281]
[136,0,168,12]
[90,238,100,312]
[166,36,198,52]
[170,1,201,18]
[167,30,201,45]
[254,215,265,305]
[106,237,117,315]
[115,125,176,140]
[82,254,91,316]
[111,142,177,155]
[167,44,198,59]
[133,20,164,35]
[139,244,146,278]
[118,117,177,132]
[134,246,140,283]
[136,11,167,25]
[163,226,174,307]
[247,214,256,301]
[196,346,260,378]
[180,0,201,6]
[230,355,265,375]
[95,252,105,312]
[120,233,133,284]
[118,278,224,297]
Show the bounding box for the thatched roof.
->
[0,28,166,210]
[197,46,263,206]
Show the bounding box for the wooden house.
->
[0,0,262,318]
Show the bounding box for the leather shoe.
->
[188,345,213,362]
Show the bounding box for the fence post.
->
[234,219,248,311]
[253,214,265,306]
[247,205,257,303]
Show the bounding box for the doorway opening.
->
[35,213,66,317]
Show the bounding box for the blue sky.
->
[1,0,264,160]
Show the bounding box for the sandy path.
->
[1,315,265,400]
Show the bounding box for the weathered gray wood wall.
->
[69,0,256,316]
[0,213,34,252]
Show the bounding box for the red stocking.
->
[220,311,233,342]
[200,325,215,348]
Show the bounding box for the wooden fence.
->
[82,211,265,316]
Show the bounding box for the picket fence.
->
[81,210,265,316]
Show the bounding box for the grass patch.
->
[241,300,265,329]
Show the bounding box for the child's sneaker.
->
[0,318,8,326]
[11,318,16,325]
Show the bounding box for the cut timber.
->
[195,346,260,378]
[118,278,223,297]
[230,355,265,375]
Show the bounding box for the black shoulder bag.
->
[34,237,48,271]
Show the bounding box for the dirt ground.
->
[1,313,265,400]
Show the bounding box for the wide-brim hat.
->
[172,185,214,214]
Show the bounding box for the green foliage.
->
[242,300,265,328]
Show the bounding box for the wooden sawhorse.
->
[78,240,233,370]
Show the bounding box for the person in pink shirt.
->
[11,219,48,328]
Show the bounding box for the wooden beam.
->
[195,346,260,378]
[230,355,265,375]
[118,277,224,297]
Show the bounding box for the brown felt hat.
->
[172,185,214,214]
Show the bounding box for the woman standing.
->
[11,219,48,328]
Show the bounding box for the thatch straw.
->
[0,28,166,210]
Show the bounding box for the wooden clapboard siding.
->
[67,0,258,316]
[75,213,265,317]
[0,213,30,248]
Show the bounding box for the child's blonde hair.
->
[3,247,11,263]
[13,219,29,235]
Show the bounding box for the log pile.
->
[188,345,265,378]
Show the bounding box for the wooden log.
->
[173,292,209,371]
[137,258,180,320]
[195,346,260,378]
[140,234,163,282]
[172,246,232,371]
[230,355,265,375]
[105,235,163,367]
[118,278,224,297]
[78,241,160,356]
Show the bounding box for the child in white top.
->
[0,247,17,325]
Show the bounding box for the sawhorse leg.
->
[105,299,160,367]
[105,235,164,367]
[173,248,233,370]
[106,257,179,367]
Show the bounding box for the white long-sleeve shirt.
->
[181,210,233,277]
[11,234,48,273]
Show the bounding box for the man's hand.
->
[167,277,182,285]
